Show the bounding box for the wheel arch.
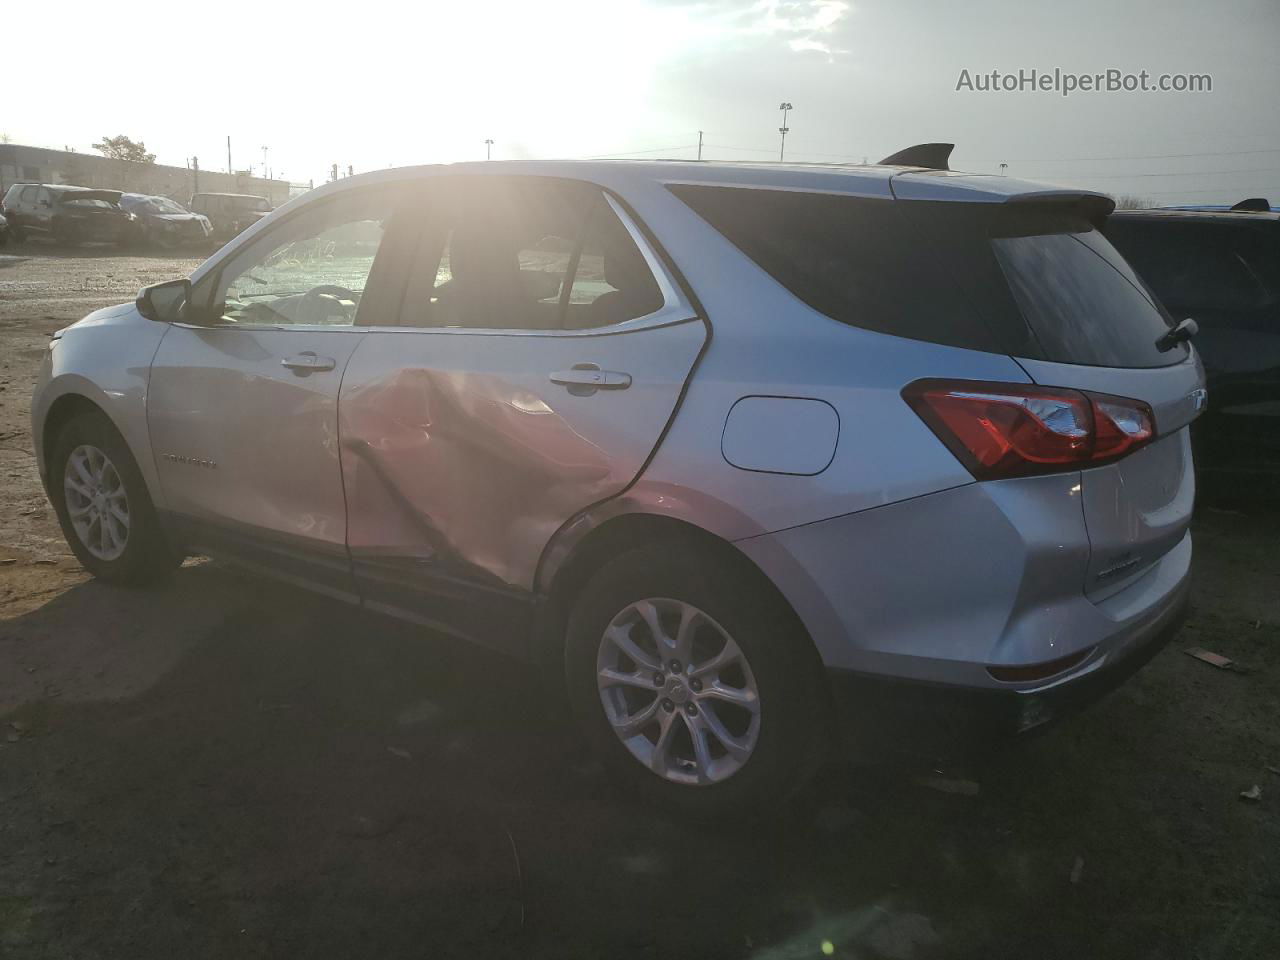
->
[41,392,111,469]
[534,512,826,684]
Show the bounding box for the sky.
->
[6,0,1279,204]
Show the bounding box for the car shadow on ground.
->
[1,555,1276,959]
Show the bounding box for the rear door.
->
[988,217,1205,598]
[338,176,706,651]
[148,183,421,598]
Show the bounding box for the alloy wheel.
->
[63,444,130,561]
[596,597,761,786]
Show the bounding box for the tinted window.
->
[1105,218,1280,315]
[670,185,1180,367]
[667,185,1012,354]
[992,225,1183,368]
[21,186,37,202]
[402,179,663,331]
[564,199,663,329]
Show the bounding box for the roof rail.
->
[878,143,954,170]
[1230,197,1271,212]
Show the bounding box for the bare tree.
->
[92,135,156,164]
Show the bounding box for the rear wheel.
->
[565,542,828,816]
[50,410,181,584]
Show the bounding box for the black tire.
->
[49,410,182,585]
[565,541,829,817]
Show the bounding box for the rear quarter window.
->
[666,184,1013,354]
[669,184,1181,368]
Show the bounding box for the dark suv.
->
[1105,205,1280,493]
[1,183,136,246]
[189,192,271,241]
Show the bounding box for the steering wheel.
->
[298,284,359,324]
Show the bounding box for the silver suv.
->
[32,159,1204,812]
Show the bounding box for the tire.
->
[565,541,829,817]
[49,410,181,585]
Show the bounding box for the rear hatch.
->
[893,179,1205,598]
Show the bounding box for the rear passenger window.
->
[402,179,664,331]
[563,199,664,329]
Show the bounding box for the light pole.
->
[778,102,792,162]
[261,145,270,181]
[484,139,495,160]
[999,162,1008,176]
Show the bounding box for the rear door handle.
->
[281,352,336,374]
[550,365,632,390]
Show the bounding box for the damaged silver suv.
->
[32,151,1204,812]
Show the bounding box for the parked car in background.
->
[120,193,213,249]
[1105,204,1280,493]
[1,184,135,246]
[189,192,271,241]
[33,157,1203,812]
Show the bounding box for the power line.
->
[1121,185,1279,196]
[1060,165,1280,180]
[993,146,1280,164]
[585,144,695,159]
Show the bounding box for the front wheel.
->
[565,542,828,816]
[49,410,181,584]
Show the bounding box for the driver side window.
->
[210,190,393,327]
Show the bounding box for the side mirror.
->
[136,278,191,323]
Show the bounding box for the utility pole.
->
[261,145,269,181]
[226,136,232,175]
[999,162,1008,176]
[347,164,354,178]
[778,102,792,162]
[697,130,704,161]
[484,138,494,160]
[192,156,200,195]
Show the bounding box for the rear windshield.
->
[990,218,1183,367]
[668,185,1183,368]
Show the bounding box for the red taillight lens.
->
[903,379,1156,480]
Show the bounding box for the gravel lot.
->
[1,244,1278,959]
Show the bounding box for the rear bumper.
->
[824,576,1190,762]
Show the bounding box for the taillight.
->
[903,379,1155,480]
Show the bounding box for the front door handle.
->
[281,352,336,374]
[550,364,632,391]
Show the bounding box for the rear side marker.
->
[903,378,1155,480]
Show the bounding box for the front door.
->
[338,176,707,648]
[148,184,419,598]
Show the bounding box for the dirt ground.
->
[1,244,1278,960]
